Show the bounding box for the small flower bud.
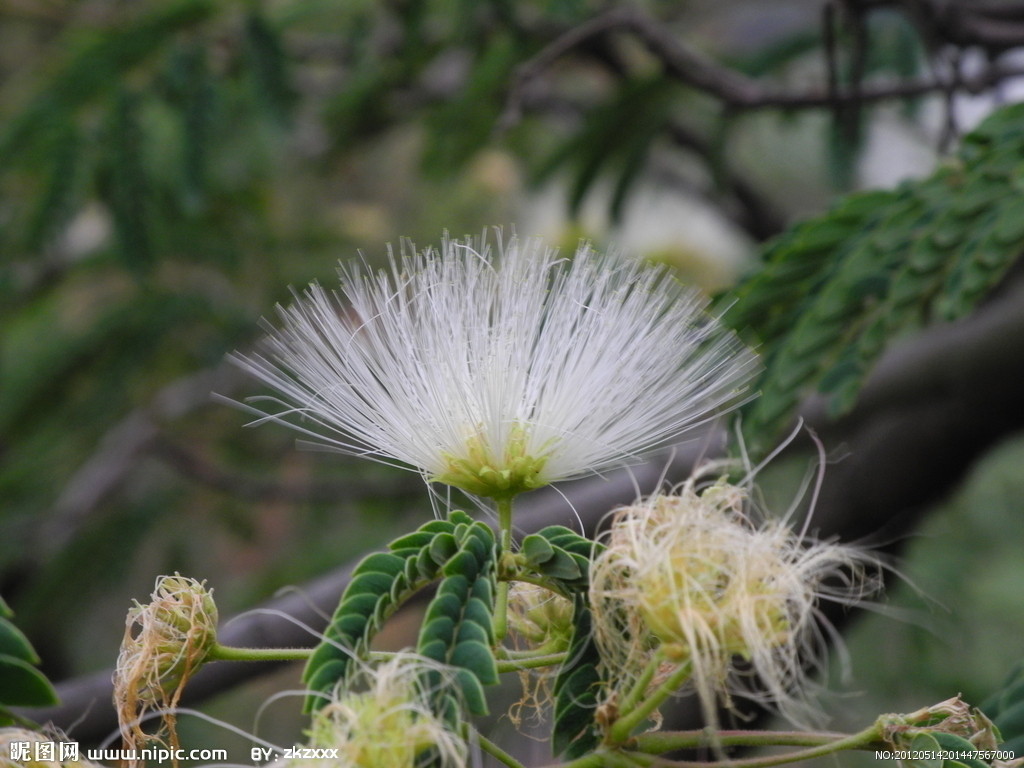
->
[505,582,574,730]
[113,575,218,753]
[882,697,1005,752]
[507,581,573,648]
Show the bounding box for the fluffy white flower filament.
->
[233,235,758,500]
[590,476,883,736]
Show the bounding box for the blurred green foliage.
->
[729,104,1024,454]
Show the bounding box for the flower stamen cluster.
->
[294,655,466,768]
[590,473,883,729]
[234,235,758,501]
[435,423,550,499]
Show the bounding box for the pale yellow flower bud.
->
[507,581,573,648]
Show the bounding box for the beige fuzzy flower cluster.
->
[505,581,575,731]
[590,473,883,728]
[292,655,467,768]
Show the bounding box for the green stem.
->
[616,653,662,715]
[492,497,514,642]
[207,643,311,662]
[475,731,527,768]
[628,722,882,768]
[498,642,559,659]
[634,728,851,753]
[607,659,692,745]
[539,751,639,768]
[497,651,567,673]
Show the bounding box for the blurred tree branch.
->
[37,364,244,557]
[150,438,424,504]
[503,4,1024,125]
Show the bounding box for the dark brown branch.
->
[502,5,1024,126]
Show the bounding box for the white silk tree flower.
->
[233,235,758,500]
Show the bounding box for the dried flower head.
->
[233,234,757,500]
[113,575,218,753]
[881,696,1004,753]
[293,655,467,768]
[590,473,883,728]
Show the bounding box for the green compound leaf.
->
[531,74,677,221]
[243,11,295,122]
[104,88,154,276]
[449,640,499,685]
[907,732,943,768]
[429,532,459,566]
[416,521,497,715]
[530,526,603,591]
[521,533,555,566]
[552,594,602,759]
[729,102,1024,455]
[536,548,583,582]
[930,733,990,768]
[303,512,471,712]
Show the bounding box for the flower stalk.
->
[607,658,693,745]
[493,497,515,642]
[475,731,528,768]
[495,651,567,673]
[206,644,311,662]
